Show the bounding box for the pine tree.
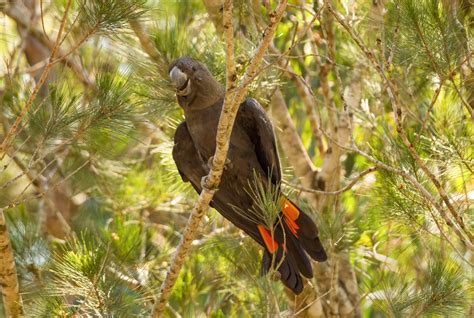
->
[0,0,472,317]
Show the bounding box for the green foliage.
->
[0,0,472,316]
[5,208,49,293]
[372,255,470,317]
[243,172,282,228]
[45,234,148,317]
[77,0,148,33]
[5,211,154,317]
[167,233,286,316]
[317,207,359,252]
[385,0,469,78]
[82,71,144,152]
[28,85,81,144]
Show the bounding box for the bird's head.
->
[169,57,224,111]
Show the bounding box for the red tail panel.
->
[282,199,300,237]
[257,225,278,254]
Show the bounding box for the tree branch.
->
[283,167,376,195]
[270,45,326,157]
[3,3,94,88]
[323,128,473,249]
[413,79,444,146]
[328,3,473,244]
[151,1,288,316]
[1,0,75,157]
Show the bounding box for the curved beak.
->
[169,66,191,96]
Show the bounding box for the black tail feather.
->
[260,248,304,295]
[293,208,328,262]
[278,223,313,278]
[259,200,327,294]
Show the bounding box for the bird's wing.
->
[172,121,206,193]
[172,113,309,295]
[173,121,263,234]
[237,98,281,184]
[173,121,264,242]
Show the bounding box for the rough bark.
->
[0,209,23,317]
[202,0,224,34]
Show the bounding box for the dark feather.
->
[170,57,327,295]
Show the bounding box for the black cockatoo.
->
[169,57,327,294]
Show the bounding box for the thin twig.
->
[283,167,376,195]
[413,79,444,145]
[8,152,72,236]
[1,0,73,157]
[324,126,473,249]
[270,90,318,190]
[320,6,338,140]
[328,4,473,244]
[4,3,94,87]
[450,77,474,119]
[1,159,90,211]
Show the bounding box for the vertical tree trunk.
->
[271,79,362,317]
[0,209,23,318]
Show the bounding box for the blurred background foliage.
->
[0,0,472,317]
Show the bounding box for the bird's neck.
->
[183,95,223,117]
[181,82,224,112]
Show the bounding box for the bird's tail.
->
[259,198,327,294]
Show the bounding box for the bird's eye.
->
[192,66,197,72]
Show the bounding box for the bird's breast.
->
[184,103,260,184]
[185,106,219,160]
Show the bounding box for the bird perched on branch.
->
[169,57,327,294]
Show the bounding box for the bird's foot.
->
[201,176,218,192]
[201,176,208,189]
[207,156,232,171]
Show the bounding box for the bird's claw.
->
[201,176,218,192]
[207,156,232,171]
[201,176,208,189]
